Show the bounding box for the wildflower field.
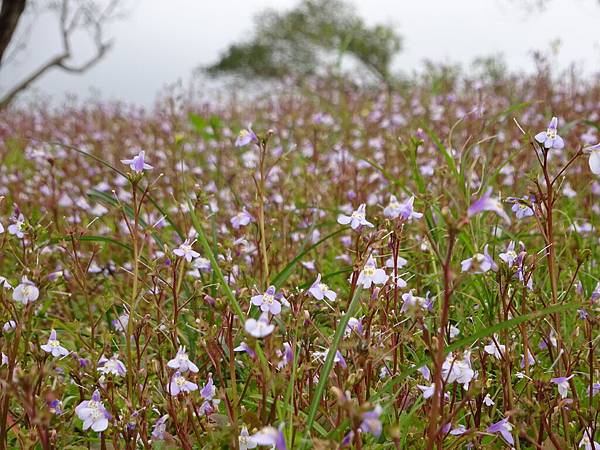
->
[1,71,600,449]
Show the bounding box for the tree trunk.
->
[0,0,27,66]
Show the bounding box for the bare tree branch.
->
[0,0,123,109]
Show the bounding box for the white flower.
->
[173,240,200,262]
[239,426,257,450]
[75,390,110,432]
[357,256,388,289]
[579,427,600,450]
[7,214,25,239]
[483,394,495,406]
[417,383,435,399]
[12,277,39,304]
[337,203,374,230]
[308,274,337,301]
[484,334,506,360]
[584,143,600,175]
[167,346,199,373]
[40,329,69,357]
[244,313,275,338]
[442,352,475,390]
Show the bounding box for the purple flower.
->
[337,203,374,230]
[583,143,600,175]
[442,352,475,390]
[483,334,505,360]
[313,348,346,368]
[121,150,153,173]
[251,285,284,315]
[276,342,294,370]
[344,317,363,337]
[499,241,518,267]
[239,426,258,449]
[151,415,168,440]
[231,209,254,229]
[168,371,198,396]
[534,116,565,150]
[75,390,111,432]
[468,188,511,224]
[12,276,39,304]
[250,426,287,450]
[461,245,498,274]
[200,374,216,400]
[167,346,199,373]
[418,383,435,399]
[588,382,600,397]
[359,405,383,437]
[487,418,514,446]
[244,313,275,338]
[509,196,534,219]
[48,399,63,415]
[235,128,258,147]
[40,329,69,358]
[383,195,423,221]
[579,427,600,450]
[173,239,200,262]
[233,341,256,358]
[97,354,127,377]
[401,290,429,313]
[357,256,388,289]
[551,374,574,398]
[7,214,25,238]
[308,274,337,301]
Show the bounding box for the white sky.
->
[2,0,600,106]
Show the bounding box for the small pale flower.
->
[167,346,199,373]
[487,418,514,446]
[308,274,337,301]
[579,427,600,450]
[250,426,287,450]
[244,313,275,338]
[584,143,600,175]
[468,188,511,224]
[357,256,388,289]
[551,375,574,399]
[97,354,127,377]
[461,245,498,274]
[151,415,168,440]
[173,240,200,262]
[483,334,505,360]
[337,203,374,230]
[534,116,564,150]
[483,394,495,406]
[359,405,383,437]
[499,241,518,267]
[235,128,258,147]
[12,277,39,304]
[7,214,25,239]
[239,426,258,450]
[121,150,153,172]
[384,195,423,221]
[231,209,254,229]
[75,390,110,432]
[168,370,198,396]
[40,329,69,357]
[509,196,534,219]
[251,285,284,315]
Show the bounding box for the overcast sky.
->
[2,0,599,106]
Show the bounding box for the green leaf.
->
[187,200,245,322]
[304,285,362,438]
[270,227,346,289]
